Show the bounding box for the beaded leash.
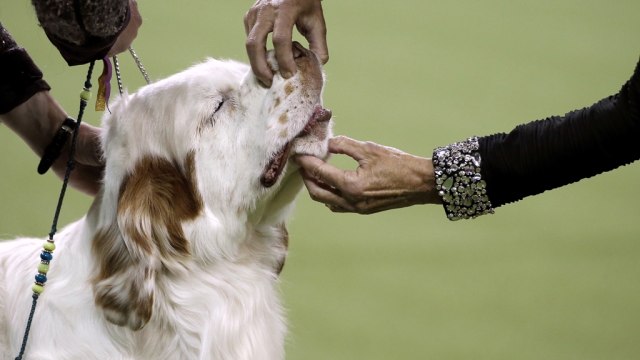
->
[14,60,96,360]
[14,47,150,360]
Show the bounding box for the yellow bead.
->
[43,241,55,252]
[38,263,50,274]
[32,284,44,294]
[80,89,91,101]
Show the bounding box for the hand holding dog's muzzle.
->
[296,136,442,214]
[244,0,329,87]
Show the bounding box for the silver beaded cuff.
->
[432,137,494,221]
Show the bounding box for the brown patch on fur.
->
[118,153,201,257]
[284,83,295,97]
[92,223,155,330]
[93,224,135,290]
[278,113,288,124]
[274,223,289,275]
[274,97,281,108]
[279,129,288,139]
[293,49,323,96]
[92,152,203,330]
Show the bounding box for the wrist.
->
[421,157,442,205]
[402,154,441,206]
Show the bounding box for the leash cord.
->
[15,60,95,360]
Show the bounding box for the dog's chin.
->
[260,106,332,188]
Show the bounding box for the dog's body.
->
[0,44,332,359]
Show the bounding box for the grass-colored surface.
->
[1,1,639,359]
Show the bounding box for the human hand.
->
[245,0,328,86]
[295,136,441,214]
[50,122,104,196]
[108,0,143,56]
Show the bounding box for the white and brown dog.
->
[0,42,332,359]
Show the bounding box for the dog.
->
[0,42,332,359]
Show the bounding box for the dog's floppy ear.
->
[92,153,202,330]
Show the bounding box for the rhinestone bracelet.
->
[432,137,494,221]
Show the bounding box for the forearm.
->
[0,22,64,157]
[432,58,640,219]
[479,59,640,207]
[1,91,68,158]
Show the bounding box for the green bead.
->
[80,89,91,101]
[32,283,45,294]
[38,263,50,274]
[43,241,56,252]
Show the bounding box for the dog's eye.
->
[214,100,224,113]
[203,99,226,128]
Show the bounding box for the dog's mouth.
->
[260,105,332,187]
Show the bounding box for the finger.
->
[246,16,275,86]
[74,123,104,167]
[326,204,348,212]
[302,16,329,64]
[69,163,103,196]
[301,175,354,212]
[328,136,368,161]
[243,8,257,35]
[107,0,142,56]
[295,154,350,189]
[272,17,297,78]
[51,161,102,196]
[294,154,325,170]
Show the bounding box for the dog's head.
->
[104,42,331,210]
[92,43,332,330]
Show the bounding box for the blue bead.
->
[35,273,48,283]
[40,251,53,261]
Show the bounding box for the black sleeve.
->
[0,23,51,114]
[478,58,640,208]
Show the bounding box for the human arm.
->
[245,0,328,86]
[2,93,103,196]
[297,58,640,217]
[0,23,103,196]
[295,136,441,214]
[477,58,640,208]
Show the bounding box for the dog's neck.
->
[85,173,298,268]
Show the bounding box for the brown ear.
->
[92,154,202,330]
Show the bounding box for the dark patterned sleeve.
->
[31,0,130,65]
[0,23,51,114]
[432,58,640,220]
[479,58,640,208]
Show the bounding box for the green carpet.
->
[1,1,639,358]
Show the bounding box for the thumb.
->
[294,154,347,189]
[73,124,104,167]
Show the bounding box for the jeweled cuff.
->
[432,137,494,221]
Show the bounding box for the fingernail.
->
[281,70,293,79]
[259,78,272,88]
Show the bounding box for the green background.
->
[2,1,640,359]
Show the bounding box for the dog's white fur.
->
[0,45,331,359]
